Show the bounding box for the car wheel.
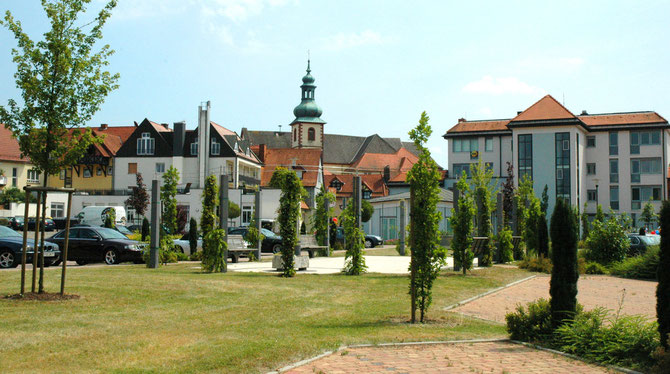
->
[272,244,281,254]
[104,249,119,265]
[174,245,184,253]
[0,250,17,268]
[365,239,373,248]
[76,260,87,266]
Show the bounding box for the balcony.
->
[238,174,261,187]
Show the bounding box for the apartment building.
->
[443,95,669,224]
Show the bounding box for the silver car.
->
[172,233,202,256]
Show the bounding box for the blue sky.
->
[1,0,669,167]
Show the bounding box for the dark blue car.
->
[0,226,60,268]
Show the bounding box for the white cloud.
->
[462,76,545,95]
[200,0,297,22]
[321,30,385,51]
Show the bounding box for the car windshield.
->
[116,226,132,235]
[641,235,660,245]
[14,217,24,222]
[261,228,276,237]
[97,228,131,240]
[0,226,22,238]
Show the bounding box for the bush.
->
[518,256,552,273]
[584,217,629,265]
[189,251,203,261]
[497,226,514,263]
[202,229,227,273]
[609,246,659,280]
[584,261,609,275]
[332,241,343,252]
[175,251,189,261]
[505,298,553,342]
[553,307,659,371]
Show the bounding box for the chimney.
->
[258,144,266,162]
[100,124,108,130]
[161,123,170,130]
[173,121,185,156]
[517,111,523,115]
[383,165,390,183]
[458,118,466,123]
[133,121,138,127]
[581,110,588,115]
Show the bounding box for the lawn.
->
[331,245,401,257]
[0,264,529,373]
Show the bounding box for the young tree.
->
[104,208,116,229]
[341,201,367,275]
[188,218,198,255]
[540,185,549,215]
[202,229,227,273]
[470,160,496,266]
[407,111,446,323]
[200,175,218,240]
[313,186,335,247]
[160,166,179,234]
[536,213,549,258]
[641,200,658,231]
[125,173,149,219]
[595,204,605,223]
[581,202,590,241]
[228,201,241,222]
[501,162,515,226]
[549,198,579,328]
[525,198,542,257]
[141,217,150,241]
[451,173,474,274]
[270,167,302,277]
[245,206,264,254]
[657,201,670,349]
[516,175,535,258]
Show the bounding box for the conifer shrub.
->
[657,200,670,349]
[549,198,579,328]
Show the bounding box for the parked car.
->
[47,226,145,265]
[0,226,60,268]
[9,216,24,230]
[126,224,142,233]
[228,227,283,253]
[115,225,134,238]
[27,217,56,232]
[627,234,660,256]
[335,227,383,248]
[172,233,203,256]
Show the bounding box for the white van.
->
[77,206,127,227]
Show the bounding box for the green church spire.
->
[292,60,325,124]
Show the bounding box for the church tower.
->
[290,60,326,149]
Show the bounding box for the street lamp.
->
[594,178,600,205]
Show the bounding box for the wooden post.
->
[20,188,30,295]
[60,191,73,296]
[149,180,160,268]
[38,190,48,293]
[399,200,406,256]
[31,191,42,293]
[255,190,261,260]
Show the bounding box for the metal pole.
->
[255,190,261,261]
[60,191,73,296]
[20,188,30,295]
[354,176,362,230]
[38,190,48,293]
[399,200,406,256]
[324,194,330,255]
[31,191,42,293]
[149,180,160,268]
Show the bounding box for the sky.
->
[1,0,669,168]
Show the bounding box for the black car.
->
[228,227,283,253]
[335,227,383,248]
[27,217,56,232]
[628,234,660,256]
[47,226,146,265]
[9,216,24,230]
[0,226,60,268]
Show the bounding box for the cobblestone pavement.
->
[452,275,656,323]
[284,341,614,373]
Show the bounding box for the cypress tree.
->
[549,198,579,328]
[141,217,150,241]
[536,214,549,258]
[188,218,198,255]
[657,201,670,349]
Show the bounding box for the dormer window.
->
[211,138,220,155]
[330,178,343,191]
[233,142,239,152]
[137,132,155,155]
[191,139,198,155]
[362,186,372,199]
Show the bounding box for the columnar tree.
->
[549,198,579,328]
[641,200,658,231]
[657,200,670,349]
[516,175,535,258]
[341,201,367,275]
[141,217,149,241]
[188,218,198,255]
[407,111,445,323]
[246,206,264,252]
[270,167,302,277]
[200,175,218,265]
[125,173,149,220]
[536,213,549,258]
[313,186,335,247]
[160,166,179,234]
[581,202,590,241]
[501,162,515,226]
[525,199,542,256]
[451,173,474,274]
[470,160,496,267]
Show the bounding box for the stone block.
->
[272,254,309,271]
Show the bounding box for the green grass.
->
[0,264,529,373]
[331,245,403,257]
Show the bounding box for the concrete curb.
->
[511,340,643,374]
[443,274,537,311]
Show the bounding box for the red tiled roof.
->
[324,174,387,198]
[446,119,511,134]
[149,121,172,132]
[511,95,577,122]
[260,148,322,187]
[351,148,418,172]
[211,121,236,136]
[579,112,667,126]
[0,125,29,163]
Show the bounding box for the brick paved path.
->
[453,275,656,323]
[284,341,613,373]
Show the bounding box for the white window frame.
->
[242,205,252,225]
[211,138,220,155]
[191,139,198,155]
[27,169,40,183]
[137,132,155,155]
[155,163,165,173]
[50,203,65,218]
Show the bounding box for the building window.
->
[630,130,661,154]
[632,185,662,209]
[609,132,618,156]
[308,127,315,141]
[211,138,220,155]
[453,138,479,153]
[610,186,619,210]
[50,203,65,218]
[518,134,533,181]
[631,158,662,183]
[96,166,103,176]
[293,128,297,142]
[555,133,570,201]
[362,187,372,199]
[190,139,198,155]
[83,167,92,178]
[12,168,17,187]
[452,163,472,178]
[485,137,493,152]
[587,189,597,202]
[609,159,618,183]
[155,163,165,173]
[137,132,155,155]
[128,163,137,174]
[108,166,113,175]
[586,163,596,175]
[59,169,65,180]
[242,205,252,225]
[330,178,343,191]
[586,136,596,148]
[27,169,40,184]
